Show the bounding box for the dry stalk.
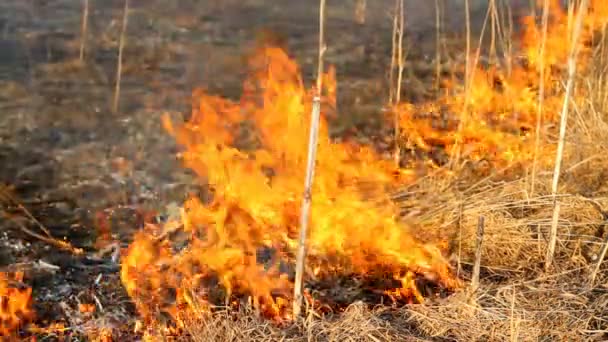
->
[354,0,366,25]
[112,0,129,114]
[545,0,589,271]
[489,0,497,64]
[293,0,326,318]
[589,232,608,286]
[448,0,471,170]
[79,0,89,61]
[393,0,405,168]
[530,0,551,198]
[434,0,443,92]
[1,185,83,255]
[471,215,485,291]
[456,200,464,278]
[500,0,514,75]
[10,217,84,255]
[388,0,398,106]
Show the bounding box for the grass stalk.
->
[545,0,589,271]
[471,215,485,291]
[79,0,89,62]
[393,0,405,168]
[434,0,442,92]
[530,0,551,198]
[448,0,471,170]
[293,0,326,318]
[388,0,398,106]
[112,0,129,114]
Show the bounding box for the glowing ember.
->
[0,272,34,337]
[121,47,458,325]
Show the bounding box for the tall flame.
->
[121,47,457,325]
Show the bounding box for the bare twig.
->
[388,0,399,106]
[589,233,608,286]
[434,0,443,92]
[293,0,326,318]
[546,0,589,271]
[471,216,485,291]
[112,0,129,113]
[10,217,84,255]
[1,184,83,255]
[79,0,89,61]
[394,0,405,168]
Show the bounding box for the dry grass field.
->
[1,0,608,340]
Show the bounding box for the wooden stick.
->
[112,0,129,114]
[471,216,485,291]
[433,0,443,92]
[546,0,589,271]
[79,0,89,61]
[388,0,399,106]
[293,0,326,318]
[393,0,405,168]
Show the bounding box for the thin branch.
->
[293,0,326,318]
[9,216,84,255]
[388,0,399,106]
[394,0,405,168]
[1,184,83,255]
[79,0,89,62]
[112,0,129,114]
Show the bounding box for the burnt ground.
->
[0,0,525,340]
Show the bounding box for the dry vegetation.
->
[2,0,608,341]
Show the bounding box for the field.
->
[1,0,608,341]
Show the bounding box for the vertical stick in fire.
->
[113,0,129,114]
[293,0,327,318]
[545,0,589,271]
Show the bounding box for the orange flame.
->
[121,47,458,325]
[0,272,34,337]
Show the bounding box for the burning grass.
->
[118,0,608,339]
[120,46,460,331]
[3,0,608,340]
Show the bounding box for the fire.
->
[395,0,608,169]
[120,0,607,332]
[0,271,34,337]
[121,46,458,326]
